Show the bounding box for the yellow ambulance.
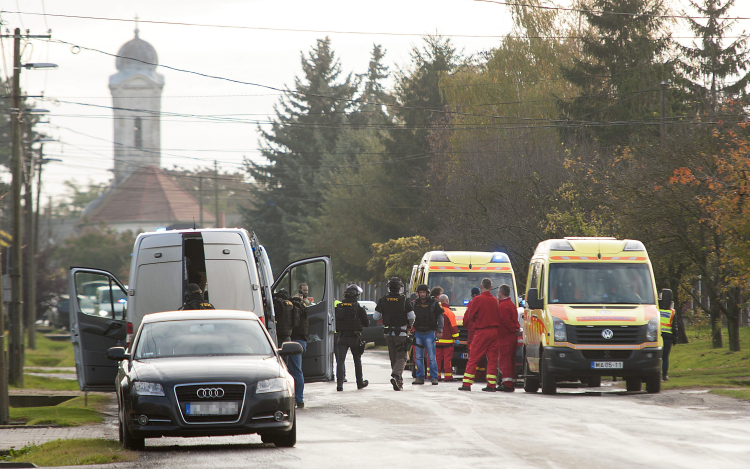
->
[410,251,520,374]
[523,237,662,394]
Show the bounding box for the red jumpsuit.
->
[462,299,487,381]
[496,297,521,389]
[436,303,459,380]
[460,291,500,389]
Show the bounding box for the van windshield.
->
[428,272,515,307]
[548,263,655,305]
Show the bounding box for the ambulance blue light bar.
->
[623,240,646,251]
[430,252,451,262]
[549,240,574,251]
[490,252,510,263]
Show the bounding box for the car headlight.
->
[133,381,165,396]
[553,317,567,342]
[256,378,288,394]
[646,317,659,342]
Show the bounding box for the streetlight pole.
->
[24,123,35,350]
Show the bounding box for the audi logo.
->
[601,329,614,340]
[196,387,224,398]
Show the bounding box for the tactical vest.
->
[182,295,215,310]
[659,309,674,334]
[336,301,363,333]
[413,298,438,332]
[380,294,408,328]
[273,296,294,339]
[290,297,309,339]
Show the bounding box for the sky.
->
[2,0,750,205]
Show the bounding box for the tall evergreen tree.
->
[679,0,750,116]
[244,38,354,269]
[559,0,675,147]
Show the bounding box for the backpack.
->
[290,297,309,338]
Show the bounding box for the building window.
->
[134,117,142,149]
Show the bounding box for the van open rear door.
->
[69,267,128,392]
[272,256,334,382]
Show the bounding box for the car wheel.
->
[587,376,602,388]
[523,355,539,393]
[262,415,297,447]
[119,402,145,451]
[540,355,556,395]
[625,378,642,392]
[645,374,661,394]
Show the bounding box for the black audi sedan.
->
[106,310,302,450]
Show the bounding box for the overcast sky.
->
[2,0,750,204]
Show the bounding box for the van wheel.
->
[587,376,601,388]
[645,374,661,394]
[523,356,539,393]
[540,357,556,395]
[625,378,642,392]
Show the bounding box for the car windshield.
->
[134,319,274,359]
[548,263,655,305]
[428,272,516,306]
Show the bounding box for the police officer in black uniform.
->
[335,285,370,392]
[272,289,295,343]
[180,283,215,310]
[374,277,415,391]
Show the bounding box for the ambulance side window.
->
[528,262,540,293]
[539,265,546,300]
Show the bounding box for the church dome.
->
[116,29,158,71]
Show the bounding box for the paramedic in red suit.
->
[458,278,500,392]
[462,287,487,381]
[496,284,520,392]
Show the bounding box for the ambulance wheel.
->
[645,374,661,394]
[523,357,539,393]
[540,357,556,395]
[625,378,642,392]
[587,376,601,388]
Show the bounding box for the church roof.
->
[116,29,158,71]
[84,166,216,226]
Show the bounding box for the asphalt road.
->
[72,349,750,469]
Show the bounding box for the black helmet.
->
[186,283,202,294]
[387,277,403,292]
[274,288,289,299]
[344,284,362,298]
[416,284,430,293]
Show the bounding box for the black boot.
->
[357,380,369,390]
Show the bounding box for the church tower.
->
[109,26,164,185]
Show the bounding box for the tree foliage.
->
[367,235,436,282]
[54,225,136,279]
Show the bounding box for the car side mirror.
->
[526,288,543,310]
[279,341,303,357]
[106,346,130,361]
[659,289,673,309]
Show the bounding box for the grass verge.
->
[4,439,138,466]
[25,368,76,374]
[25,332,76,368]
[9,395,110,426]
[12,374,80,391]
[662,326,750,399]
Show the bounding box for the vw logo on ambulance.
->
[196,388,224,398]
[601,329,614,340]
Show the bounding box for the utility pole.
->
[199,175,204,228]
[660,80,669,146]
[0,194,8,424]
[24,122,35,350]
[214,160,220,228]
[9,27,24,386]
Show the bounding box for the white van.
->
[69,228,335,392]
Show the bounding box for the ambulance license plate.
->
[460,353,469,359]
[591,361,623,369]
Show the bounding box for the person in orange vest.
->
[458,278,500,392]
[496,284,521,392]
[436,294,459,381]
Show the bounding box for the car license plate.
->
[460,353,469,359]
[591,361,623,369]
[185,401,239,416]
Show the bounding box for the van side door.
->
[272,256,334,382]
[69,267,128,392]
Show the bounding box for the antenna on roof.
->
[193,217,196,230]
[469,253,472,270]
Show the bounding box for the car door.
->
[272,256,334,382]
[69,267,128,392]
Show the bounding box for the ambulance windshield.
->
[428,272,515,307]
[548,263,655,305]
